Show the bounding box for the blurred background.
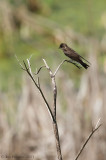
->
[0,0,106,160]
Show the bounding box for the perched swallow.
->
[59,43,91,69]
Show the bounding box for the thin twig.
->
[34,65,46,75]
[27,58,33,77]
[95,118,101,129]
[53,60,66,76]
[37,77,40,88]
[15,54,24,70]
[74,119,102,160]
[43,59,53,77]
[29,54,33,61]
[65,60,82,69]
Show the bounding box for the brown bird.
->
[59,43,91,69]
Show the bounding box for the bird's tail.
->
[81,61,89,69]
[79,55,91,64]
[78,59,89,69]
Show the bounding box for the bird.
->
[59,43,91,69]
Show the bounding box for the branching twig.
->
[15,56,55,122]
[24,60,55,122]
[16,55,101,160]
[34,59,81,77]
[74,119,102,160]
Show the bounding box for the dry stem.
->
[16,57,62,160]
[74,119,102,160]
[43,59,62,159]
[16,55,101,160]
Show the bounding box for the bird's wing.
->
[66,48,79,58]
[79,55,91,65]
[69,48,91,65]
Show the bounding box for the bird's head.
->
[59,43,68,50]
